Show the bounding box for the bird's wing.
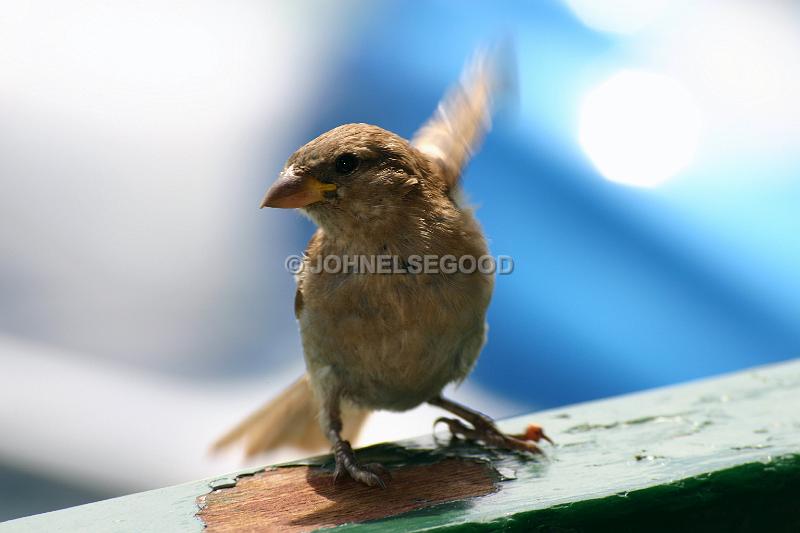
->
[294,229,324,319]
[411,48,508,189]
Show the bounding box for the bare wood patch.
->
[198,458,498,532]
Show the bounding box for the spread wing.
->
[411,47,510,189]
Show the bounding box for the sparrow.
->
[215,49,550,487]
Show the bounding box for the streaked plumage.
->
[215,49,548,487]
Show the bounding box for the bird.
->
[214,48,551,487]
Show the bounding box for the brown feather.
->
[213,374,369,456]
[411,48,504,190]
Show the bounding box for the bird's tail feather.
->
[212,374,369,457]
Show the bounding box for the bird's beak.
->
[259,169,337,209]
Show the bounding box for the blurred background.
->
[2,0,799,522]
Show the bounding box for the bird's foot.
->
[332,440,391,488]
[511,423,554,445]
[435,417,550,454]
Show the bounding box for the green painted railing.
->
[3,359,799,532]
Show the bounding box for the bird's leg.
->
[321,394,390,488]
[429,395,551,454]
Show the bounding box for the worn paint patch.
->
[7,359,799,533]
[197,458,498,532]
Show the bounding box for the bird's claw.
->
[435,416,547,454]
[333,440,391,488]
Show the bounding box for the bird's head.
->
[260,124,441,234]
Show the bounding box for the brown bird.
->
[215,50,550,487]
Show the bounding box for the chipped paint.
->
[199,458,500,532]
[4,359,800,532]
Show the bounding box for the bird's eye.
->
[334,153,359,174]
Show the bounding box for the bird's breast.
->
[298,265,492,410]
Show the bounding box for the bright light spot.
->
[564,0,674,34]
[579,70,701,187]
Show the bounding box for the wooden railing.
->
[3,359,799,532]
